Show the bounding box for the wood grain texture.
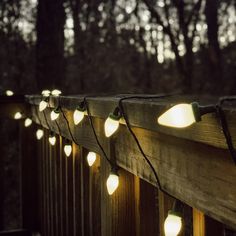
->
[24,96,236,230]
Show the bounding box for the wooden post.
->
[193,209,205,236]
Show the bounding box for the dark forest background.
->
[0,0,235,95]
[0,0,236,233]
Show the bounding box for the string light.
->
[6,90,14,96]
[106,169,119,195]
[14,112,22,120]
[51,89,62,96]
[64,141,72,157]
[24,118,32,127]
[36,129,44,140]
[41,90,51,97]
[73,101,86,125]
[158,102,215,128]
[164,200,183,236]
[49,132,56,146]
[104,107,121,137]
[87,151,97,166]
[50,107,60,121]
[39,98,49,112]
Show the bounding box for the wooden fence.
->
[1,94,236,236]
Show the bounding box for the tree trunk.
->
[205,0,222,94]
[36,0,65,91]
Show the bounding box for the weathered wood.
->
[24,95,236,230]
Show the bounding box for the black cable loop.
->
[117,94,176,196]
[216,97,236,165]
[83,97,113,166]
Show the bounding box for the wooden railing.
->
[1,94,236,236]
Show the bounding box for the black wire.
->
[83,97,113,166]
[217,97,236,165]
[118,94,176,196]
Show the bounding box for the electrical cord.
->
[117,94,175,196]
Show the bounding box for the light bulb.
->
[49,135,56,146]
[24,118,32,127]
[39,100,48,112]
[6,90,14,96]
[164,213,182,236]
[87,152,96,166]
[73,109,85,125]
[51,89,62,96]
[106,172,119,195]
[41,90,51,97]
[105,117,120,137]
[36,129,44,140]
[50,109,60,121]
[158,103,197,128]
[14,112,22,120]
[64,144,72,157]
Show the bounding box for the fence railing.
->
[1,94,236,235]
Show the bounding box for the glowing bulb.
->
[36,129,44,140]
[164,213,182,236]
[158,103,197,128]
[14,112,22,120]
[106,172,119,195]
[73,109,85,125]
[87,152,96,166]
[64,144,72,157]
[6,90,14,96]
[49,135,56,146]
[51,89,62,96]
[24,118,32,127]
[105,117,120,137]
[41,90,51,97]
[39,100,48,112]
[50,109,60,121]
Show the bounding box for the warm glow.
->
[164,214,182,236]
[51,89,62,96]
[50,110,60,121]
[36,129,44,140]
[106,173,119,195]
[41,90,51,97]
[6,90,14,96]
[49,135,56,146]
[104,117,120,137]
[73,109,85,125]
[87,152,96,166]
[158,104,196,128]
[24,118,32,127]
[39,100,48,112]
[14,112,22,120]
[64,144,72,157]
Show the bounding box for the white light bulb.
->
[164,213,182,236]
[51,89,62,96]
[14,112,22,120]
[41,90,51,97]
[104,117,120,137]
[6,90,14,96]
[158,104,196,128]
[50,110,60,121]
[36,129,44,140]
[73,109,85,125]
[39,100,48,112]
[106,173,119,195]
[49,135,56,146]
[64,144,72,157]
[87,152,96,166]
[24,118,32,127]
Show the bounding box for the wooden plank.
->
[193,209,205,236]
[26,95,236,150]
[27,99,236,229]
